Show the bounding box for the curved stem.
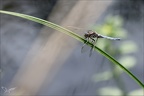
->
[0,10,143,88]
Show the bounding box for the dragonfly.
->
[82,30,121,56]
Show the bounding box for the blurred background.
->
[0,0,144,95]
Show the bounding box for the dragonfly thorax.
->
[84,30,99,39]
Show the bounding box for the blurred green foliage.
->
[91,15,140,95]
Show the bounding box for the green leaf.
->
[128,89,144,96]
[92,71,113,82]
[0,10,143,88]
[97,87,123,96]
[120,41,138,54]
[115,29,127,38]
[118,56,136,68]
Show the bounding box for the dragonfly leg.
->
[81,38,89,53]
[89,38,98,57]
[89,38,95,57]
[94,37,98,46]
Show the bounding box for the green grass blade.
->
[0,10,143,88]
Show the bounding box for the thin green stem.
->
[0,10,143,88]
[95,46,144,88]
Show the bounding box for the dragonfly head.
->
[84,33,89,38]
[84,30,89,38]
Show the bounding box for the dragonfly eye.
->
[84,33,88,38]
